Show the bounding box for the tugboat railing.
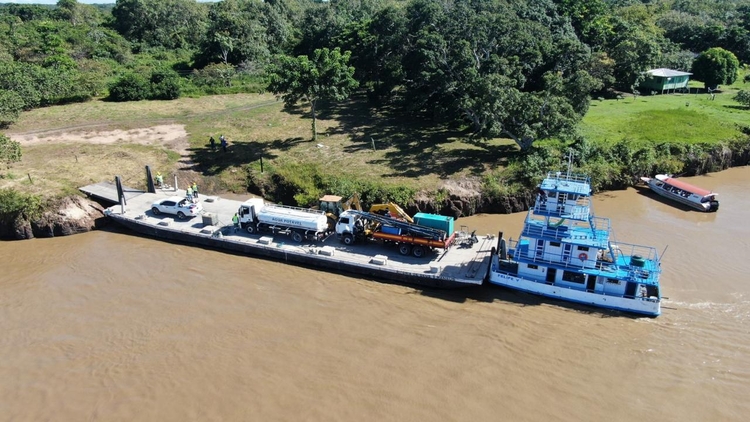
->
[521,216,611,244]
[506,237,662,283]
[545,171,590,185]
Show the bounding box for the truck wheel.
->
[341,233,355,245]
[177,211,186,220]
[291,231,303,243]
[246,224,256,234]
[398,244,412,256]
[412,246,425,258]
[151,207,160,215]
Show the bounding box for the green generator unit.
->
[413,213,454,235]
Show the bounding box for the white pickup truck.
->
[151,196,203,220]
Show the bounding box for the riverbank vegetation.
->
[3,1,750,238]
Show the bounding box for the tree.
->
[608,27,662,91]
[461,74,580,151]
[56,0,81,25]
[555,0,613,46]
[194,0,292,69]
[396,0,587,150]
[734,90,750,108]
[214,32,236,65]
[110,0,207,49]
[691,47,740,90]
[267,47,358,141]
[0,134,22,169]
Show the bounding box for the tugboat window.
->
[606,278,621,285]
[562,271,585,283]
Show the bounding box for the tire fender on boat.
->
[578,252,588,261]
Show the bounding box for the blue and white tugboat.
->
[488,165,663,317]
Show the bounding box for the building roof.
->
[646,68,692,77]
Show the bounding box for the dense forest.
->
[1,0,749,144]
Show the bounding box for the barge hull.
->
[106,206,489,290]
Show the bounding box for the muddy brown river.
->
[1,167,748,421]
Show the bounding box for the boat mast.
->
[565,149,574,178]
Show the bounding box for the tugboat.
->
[640,174,719,212]
[488,161,663,317]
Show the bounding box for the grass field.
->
[4,71,749,200]
[581,74,750,145]
[183,97,515,192]
[3,93,512,198]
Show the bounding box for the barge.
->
[103,190,494,289]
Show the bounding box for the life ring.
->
[578,252,588,261]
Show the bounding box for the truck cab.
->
[335,210,365,245]
[238,198,265,230]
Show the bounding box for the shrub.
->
[107,72,151,101]
[0,90,25,128]
[734,90,750,108]
[0,134,22,168]
[0,188,42,221]
[150,68,182,100]
[191,63,236,88]
[245,162,417,209]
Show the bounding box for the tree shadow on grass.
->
[318,95,519,179]
[189,137,308,176]
[722,104,750,111]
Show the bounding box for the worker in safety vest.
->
[186,185,193,203]
[155,172,164,188]
[232,213,239,232]
[191,182,199,200]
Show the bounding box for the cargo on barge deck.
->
[104,190,494,289]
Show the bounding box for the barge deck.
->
[104,190,494,289]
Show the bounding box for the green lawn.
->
[581,73,750,145]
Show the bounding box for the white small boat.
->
[640,174,719,212]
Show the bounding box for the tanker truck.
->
[335,209,456,258]
[237,198,329,242]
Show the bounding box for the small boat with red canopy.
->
[640,174,719,212]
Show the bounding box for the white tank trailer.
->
[237,198,329,242]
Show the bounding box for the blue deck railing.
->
[507,237,662,285]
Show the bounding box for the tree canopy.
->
[2,0,750,148]
[267,47,359,141]
[691,47,741,89]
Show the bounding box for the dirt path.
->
[12,124,189,150]
[10,124,199,177]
